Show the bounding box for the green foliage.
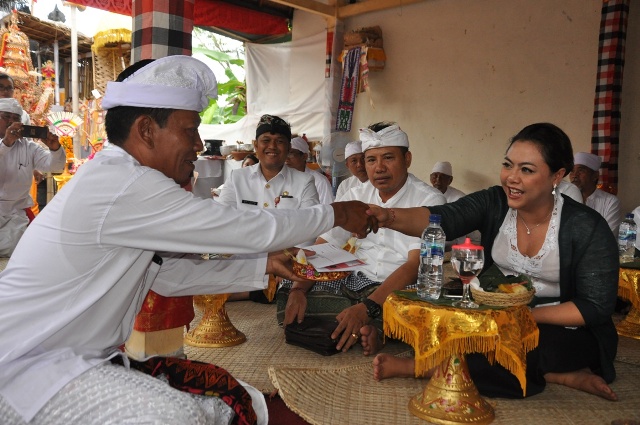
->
[192,32,246,125]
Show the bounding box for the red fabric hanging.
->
[193,0,289,36]
[67,0,289,37]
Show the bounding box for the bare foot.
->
[544,369,618,401]
[372,353,415,381]
[360,325,384,356]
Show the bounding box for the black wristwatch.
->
[362,298,382,319]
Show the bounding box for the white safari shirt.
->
[0,145,336,421]
[217,163,319,210]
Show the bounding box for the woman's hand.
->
[332,303,370,352]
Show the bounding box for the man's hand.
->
[283,289,308,325]
[332,200,378,238]
[2,122,22,147]
[332,303,370,352]
[42,130,61,151]
[33,170,44,184]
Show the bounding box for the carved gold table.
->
[383,291,538,425]
[617,265,640,340]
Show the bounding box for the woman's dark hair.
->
[243,154,259,165]
[105,59,176,146]
[507,123,574,175]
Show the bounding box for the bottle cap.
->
[429,214,441,224]
[451,237,484,250]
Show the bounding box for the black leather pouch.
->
[284,317,340,356]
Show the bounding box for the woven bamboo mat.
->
[269,361,640,425]
[184,301,412,393]
[186,302,640,425]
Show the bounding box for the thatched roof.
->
[0,11,92,58]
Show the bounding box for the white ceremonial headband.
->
[360,124,409,151]
[102,55,218,112]
[0,98,23,115]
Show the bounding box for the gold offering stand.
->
[617,265,640,339]
[383,292,538,424]
[184,292,246,347]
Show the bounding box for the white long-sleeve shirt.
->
[585,188,621,234]
[321,173,446,282]
[0,145,335,421]
[305,166,334,205]
[0,137,66,215]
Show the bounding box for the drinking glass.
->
[451,238,484,308]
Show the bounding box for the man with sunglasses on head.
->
[0,97,64,257]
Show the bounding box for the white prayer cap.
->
[0,98,23,116]
[290,137,309,154]
[431,161,453,176]
[345,141,362,159]
[574,152,601,172]
[360,124,409,152]
[102,55,218,112]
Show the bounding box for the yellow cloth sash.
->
[383,291,539,396]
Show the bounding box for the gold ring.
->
[351,333,358,339]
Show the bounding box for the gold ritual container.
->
[184,293,246,347]
[617,266,640,340]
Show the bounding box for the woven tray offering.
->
[292,261,351,281]
[471,265,535,307]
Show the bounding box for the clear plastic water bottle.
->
[417,214,447,300]
[618,213,637,263]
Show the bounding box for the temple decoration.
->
[46,111,83,138]
[0,10,43,122]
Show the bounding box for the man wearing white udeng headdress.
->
[336,140,369,201]
[0,97,65,257]
[0,56,375,425]
[279,122,446,356]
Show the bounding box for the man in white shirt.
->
[218,115,320,301]
[336,140,369,200]
[218,117,319,210]
[0,98,65,257]
[0,56,375,425]
[570,152,621,233]
[280,122,446,356]
[285,136,334,204]
[430,161,465,203]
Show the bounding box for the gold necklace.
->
[519,209,553,235]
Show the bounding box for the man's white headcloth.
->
[102,55,218,112]
[359,124,409,152]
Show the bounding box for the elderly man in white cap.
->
[430,161,465,202]
[285,136,334,204]
[279,122,445,356]
[570,152,621,233]
[0,97,65,257]
[336,140,369,200]
[0,57,375,425]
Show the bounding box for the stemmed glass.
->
[451,238,484,308]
